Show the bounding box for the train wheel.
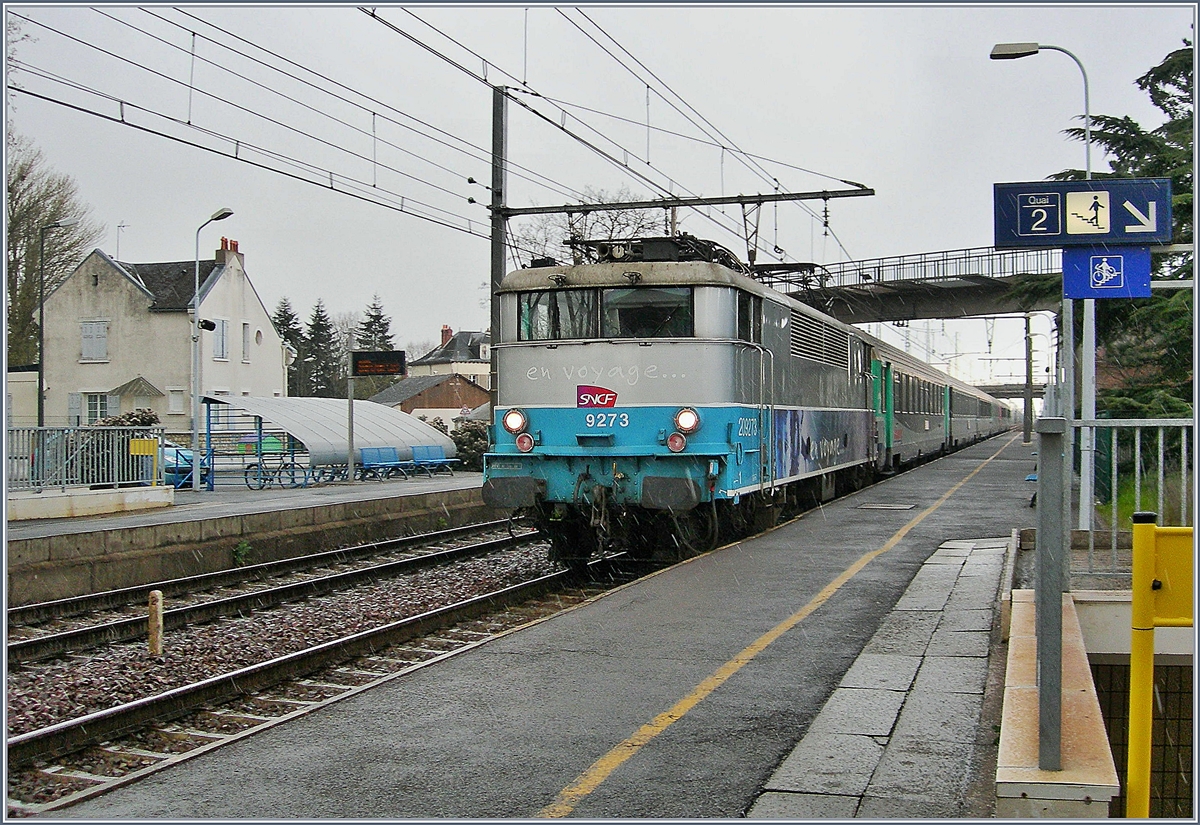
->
[546,517,596,573]
[669,506,717,559]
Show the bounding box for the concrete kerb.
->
[749,536,1012,819]
[6,487,500,605]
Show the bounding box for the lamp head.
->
[51,217,81,229]
[211,207,234,222]
[990,42,1040,60]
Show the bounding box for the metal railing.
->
[1033,415,1194,771]
[819,246,1063,288]
[8,427,166,492]
[1081,418,1193,576]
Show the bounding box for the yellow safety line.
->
[537,433,1019,818]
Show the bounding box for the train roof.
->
[499,259,761,293]
[502,240,1003,406]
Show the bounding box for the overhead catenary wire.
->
[561,8,859,261]
[157,7,590,204]
[8,78,580,261]
[11,11,472,205]
[371,7,773,256]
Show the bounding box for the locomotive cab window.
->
[518,289,598,341]
[600,287,693,338]
[737,291,762,342]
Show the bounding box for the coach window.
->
[737,291,762,342]
[518,289,597,341]
[601,287,693,338]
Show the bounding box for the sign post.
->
[347,351,407,483]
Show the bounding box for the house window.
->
[213,319,229,360]
[85,393,109,424]
[168,389,185,414]
[81,321,109,361]
[242,323,251,363]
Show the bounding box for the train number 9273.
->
[585,412,630,428]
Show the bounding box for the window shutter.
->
[107,395,121,417]
[68,393,82,426]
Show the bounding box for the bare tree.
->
[6,132,105,365]
[508,185,664,267]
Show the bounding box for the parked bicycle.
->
[243,456,310,490]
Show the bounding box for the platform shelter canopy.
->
[204,396,456,467]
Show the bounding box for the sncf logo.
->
[577,385,618,408]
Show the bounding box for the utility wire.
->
[564,8,858,261]
[534,93,867,189]
[371,7,765,254]
[9,79,497,241]
[161,7,586,203]
[12,11,471,205]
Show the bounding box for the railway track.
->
[5,545,641,817]
[7,520,531,665]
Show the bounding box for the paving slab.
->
[764,732,884,796]
[804,688,906,737]
[748,792,860,819]
[837,653,921,692]
[890,690,986,745]
[911,655,989,695]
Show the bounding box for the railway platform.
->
[42,434,1038,818]
[6,473,492,606]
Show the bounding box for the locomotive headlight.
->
[666,432,687,453]
[674,407,701,434]
[515,432,535,453]
[502,408,528,434]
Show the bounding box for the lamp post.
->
[991,41,1095,528]
[37,217,80,429]
[192,208,234,492]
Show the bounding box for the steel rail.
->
[8,532,539,666]
[7,566,582,767]
[8,519,515,626]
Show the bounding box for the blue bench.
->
[411,444,460,477]
[358,446,411,481]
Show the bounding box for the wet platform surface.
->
[45,435,1037,819]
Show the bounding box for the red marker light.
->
[515,432,535,453]
[666,432,687,453]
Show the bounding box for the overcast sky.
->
[6,3,1194,382]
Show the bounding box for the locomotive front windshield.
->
[518,287,693,340]
[518,290,597,340]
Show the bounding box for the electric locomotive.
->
[482,235,1011,568]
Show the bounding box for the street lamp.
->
[37,217,80,429]
[192,207,234,492]
[991,41,1096,528]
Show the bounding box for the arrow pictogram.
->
[1123,201,1158,233]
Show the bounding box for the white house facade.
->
[41,239,288,433]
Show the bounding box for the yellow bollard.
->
[148,590,164,657]
[1126,513,1194,818]
[1126,513,1156,818]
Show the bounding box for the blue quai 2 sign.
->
[994,178,1172,248]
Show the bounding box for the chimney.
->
[216,238,243,265]
[441,325,454,346]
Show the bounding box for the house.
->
[406,325,491,389]
[368,373,489,429]
[40,238,288,431]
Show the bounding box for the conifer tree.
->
[271,297,305,396]
[303,300,342,397]
[356,294,394,351]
